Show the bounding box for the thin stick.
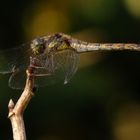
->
[8,70,34,140]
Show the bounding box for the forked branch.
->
[8,70,34,140]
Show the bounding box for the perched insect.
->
[0,33,140,89]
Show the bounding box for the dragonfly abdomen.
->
[71,40,140,53]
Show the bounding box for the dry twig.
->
[8,70,34,140]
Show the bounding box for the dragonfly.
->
[0,33,140,89]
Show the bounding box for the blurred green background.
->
[0,0,140,140]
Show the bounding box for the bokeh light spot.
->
[123,0,140,18]
[22,2,70,39]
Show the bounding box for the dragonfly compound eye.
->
[31,38,45,55]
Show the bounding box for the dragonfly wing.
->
[0,44,32,89]
[0,44,31,74]
[8,69,27,89]
[34,49,79,87]
[7,48,79,88]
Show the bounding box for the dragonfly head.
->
[31,38,45,55]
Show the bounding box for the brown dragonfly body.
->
[42,33,140,53]
[0,32,140,89]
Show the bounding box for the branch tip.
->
[26,69,30,77]
[8,99,15,109]
[8,99,15,118]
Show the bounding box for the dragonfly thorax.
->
[31,38,45,55]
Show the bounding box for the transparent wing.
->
[5,47,79,89]
[0,44,31,74]
[34,49,79,87]
[0,43,32,89]
[8,69,27,89]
